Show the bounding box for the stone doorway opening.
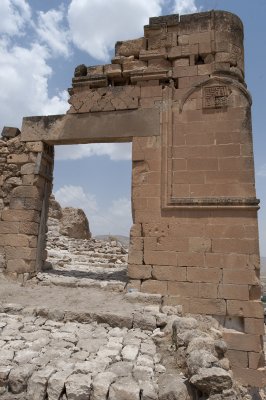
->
[39,142,133,292]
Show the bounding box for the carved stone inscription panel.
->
[203,86,229,109]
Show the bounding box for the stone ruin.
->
[0,11,265,387]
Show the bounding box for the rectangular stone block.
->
[144,250,177,266]
[232,367,266,388]
[7,154,30,164]
[144,237,188,252]
[152,266,187,282]
[0,222,19,234]
[130,224,142,237]
[249,352,265,369]
[129,237,143,251]
[213,239,258,255]
[187,158,218,171]
[128,250,143,265]
[198,283,218,298]
[168,282,199,297]
[173,65,197,78]
[189,237,211,252]
[189,298,226,315]
[6,259,35,273]
[2,210,40,223]
[177,252,205,267]
[11,185,42,199]
[25,142,44,152]
[223,269,259,285]
[20,163,36,175]
[0,234,29,247]
[226,350,248,368]
[244,318,265,334]
[218,284,249,300]
[141,280,168,295]
[5,246,37,261]
[128,264,152,280]
[223,331,262,352]
[227,300,263,318]
[19,222,39,235]
[187,267,222,283]
[141,86,162,98]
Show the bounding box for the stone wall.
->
[0,129,53,281]
[1,11,265,386]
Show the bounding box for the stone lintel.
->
[21,109,160,145]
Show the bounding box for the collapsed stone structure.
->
[0,11,264,386]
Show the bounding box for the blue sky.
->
[0,0,265,256]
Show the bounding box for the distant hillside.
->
[94,235,129,248]
[261,257,266,276]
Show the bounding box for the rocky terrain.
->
[0,198,265,399]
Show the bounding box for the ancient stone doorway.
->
[42,142,133,290]
[1,11,265,385]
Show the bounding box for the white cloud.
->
[55,143,132,161]
[54,185,98,214]
[68,0,163,61]
[36,7,71,57]
[0,40,69,131]
[172,0,198,14]
[257,164,266,177]
[54,185,132,236]
[0,0,31,36]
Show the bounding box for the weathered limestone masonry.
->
[0,11,265,386]
[0,128,53,279]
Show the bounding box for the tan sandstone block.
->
[173,65,197,78]
[25,142,44,152]
[177,252,205,267]
[141,280,168,295]
[6,259,35,273]
[5,247,37,261]
[7,154,30,164]
[127,280,141,292]
[189,237,211,252]
[249,285,262,300]
[223,331,263,353]
[141,86,162,98]
[187,267,222,283]
[0,222,19,234]
[20,163,36,175]
[11,186,42,198]
[226,350,248,368]
[212,239,258,255]
[144,250,177,266]
[227,300,263,318]
[144,237,188,252]
[2,210,40,223]
[244,318,265,335]
[0,234,29,247]
[19,222,39,235]
[128,250,143,265]
[189,298,226,315]
[187,158,218,171]
[168,282,199,297]
[130,224,142,237]
[198,283,218,298]
[128,264,152,280]
[218,284,249,300]
[129,237,143,251]
[223,269,259,285]
[249,352,265,369]
[232,367,266,388]
[152,266,186,282]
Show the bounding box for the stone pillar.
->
[0,129,53,282]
